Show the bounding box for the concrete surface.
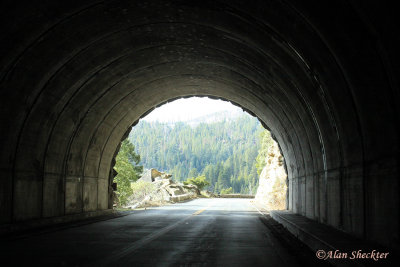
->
[269,210,399,267]
[218,194,255,198]
[1,199,319,266]
[0,0,398,251]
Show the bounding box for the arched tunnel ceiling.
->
[0,0,399,247]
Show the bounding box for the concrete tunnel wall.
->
[0,0,398,248]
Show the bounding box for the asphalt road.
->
[1,199,310,266]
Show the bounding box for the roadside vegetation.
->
[129,180,157,204]
[113,111,286,209]
[113,140,143,206]
[183,175,210,191]
[129,115,262,194]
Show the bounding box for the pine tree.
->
[129,114,266,194]
[114,139,143,205]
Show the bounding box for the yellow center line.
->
[192,201,215,216]
[192,209,206,215]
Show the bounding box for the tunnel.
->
[0,0,399,252]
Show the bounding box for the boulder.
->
[183,184,200,195]
[126,169,199,208]
[137,168,165,183]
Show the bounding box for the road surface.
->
[1,199,315,266]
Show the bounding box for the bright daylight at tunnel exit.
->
[1,0,399,266]
[112,97,287,210]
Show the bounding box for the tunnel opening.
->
[110,96,288,210]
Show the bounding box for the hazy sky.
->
[142,97,240,122]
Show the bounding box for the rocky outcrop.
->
[255,141,287,210]
[125,169,199,209]
[138,168,171,183]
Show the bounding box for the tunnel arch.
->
[0,0,398,248]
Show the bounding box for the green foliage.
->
[130,180,157,203]
[188,168,199,178]
[129,114,263,194]
[255,130,273,175]
[220,187,233,194]
[183,175,210,191]
[217,165,230,191]
[114,139,143,206]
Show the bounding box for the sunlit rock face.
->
[126,170,199,209]
[255,141,287,210]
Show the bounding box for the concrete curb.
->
[0,209,134,239]
[270,210,398,267]
[218,194,255,198]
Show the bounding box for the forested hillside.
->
[129,114,264,194]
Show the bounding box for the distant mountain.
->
[163,109,247,127]
[129,114,263,194]
[186,109,246,126]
